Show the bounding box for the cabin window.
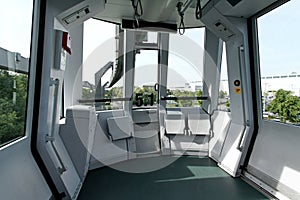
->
[82,19,124,111]
[133,50,158,108]
[0,0,33,146]
[166,28,205,108]
[257,1,300,126]
[218,42,230,112]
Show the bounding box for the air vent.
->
[63,6,90,25]
[227,0,242,6]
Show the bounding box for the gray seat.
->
[107,116,133,141]
[165,110,185,134]
[188,113,210,135]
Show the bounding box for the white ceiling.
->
[91,0,279,27]
[214,0,277,18]
[93,0,206,28]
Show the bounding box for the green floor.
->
[78,156,268,200]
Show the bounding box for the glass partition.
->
[167,28,205,108]
[0,0,33,146]
[257,1,300,125]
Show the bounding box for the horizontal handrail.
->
[160,96,209,101]
[78,97,132,104]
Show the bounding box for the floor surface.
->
[78,156,268,200]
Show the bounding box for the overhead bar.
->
[135,42,159,50]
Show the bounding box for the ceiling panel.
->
[215,0,277,18]
[93,0,205,28]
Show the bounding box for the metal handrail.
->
[78,97,132,104]
[160,96,209,101]
[46,78,67,174]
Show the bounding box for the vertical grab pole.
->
[46,78,67,174]
[158,32,169,152]
[237,45,249,151]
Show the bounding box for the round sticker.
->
[234,80,240,86]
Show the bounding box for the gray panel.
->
[227,0,242,7]
[249,120,300,198]
[89,110,135,169]
[132,109,158,123]
[169,135,209,153]
[214,0,277,18]
[135,130,160,153]
[247,165,300,200]
[134,122,159,132]
[0,141,51,200]
[209,111,231,160]
[107,116,133,140]
[202,28,222,113]
[97,110,124,139]
[134,122,159,153]
[64,24,84,110]
[60,105,96,184]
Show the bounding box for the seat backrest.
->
[107,116,133,141]
[165,110,185,134]
[188,113,210,135]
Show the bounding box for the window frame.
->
[81,20,125,111]
[252,0,299,126]
[166,27,205,109]
[133,49,159,109]
[0,0,35,148]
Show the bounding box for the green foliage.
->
[0,70,14,99]
[106,87,123,99]
[267,89,300,123]
[15,74,28,117]
[217,90,230,111]
[196,90,203,107]
[132,87,203,108]
[167,89,203,108]
[104,87,124,110]
[82,83,204,110]
[226,100,230,108]
[219,90,227,99]
[82,86,124,110]
[82,87,95,100]
[0,70,28,145]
